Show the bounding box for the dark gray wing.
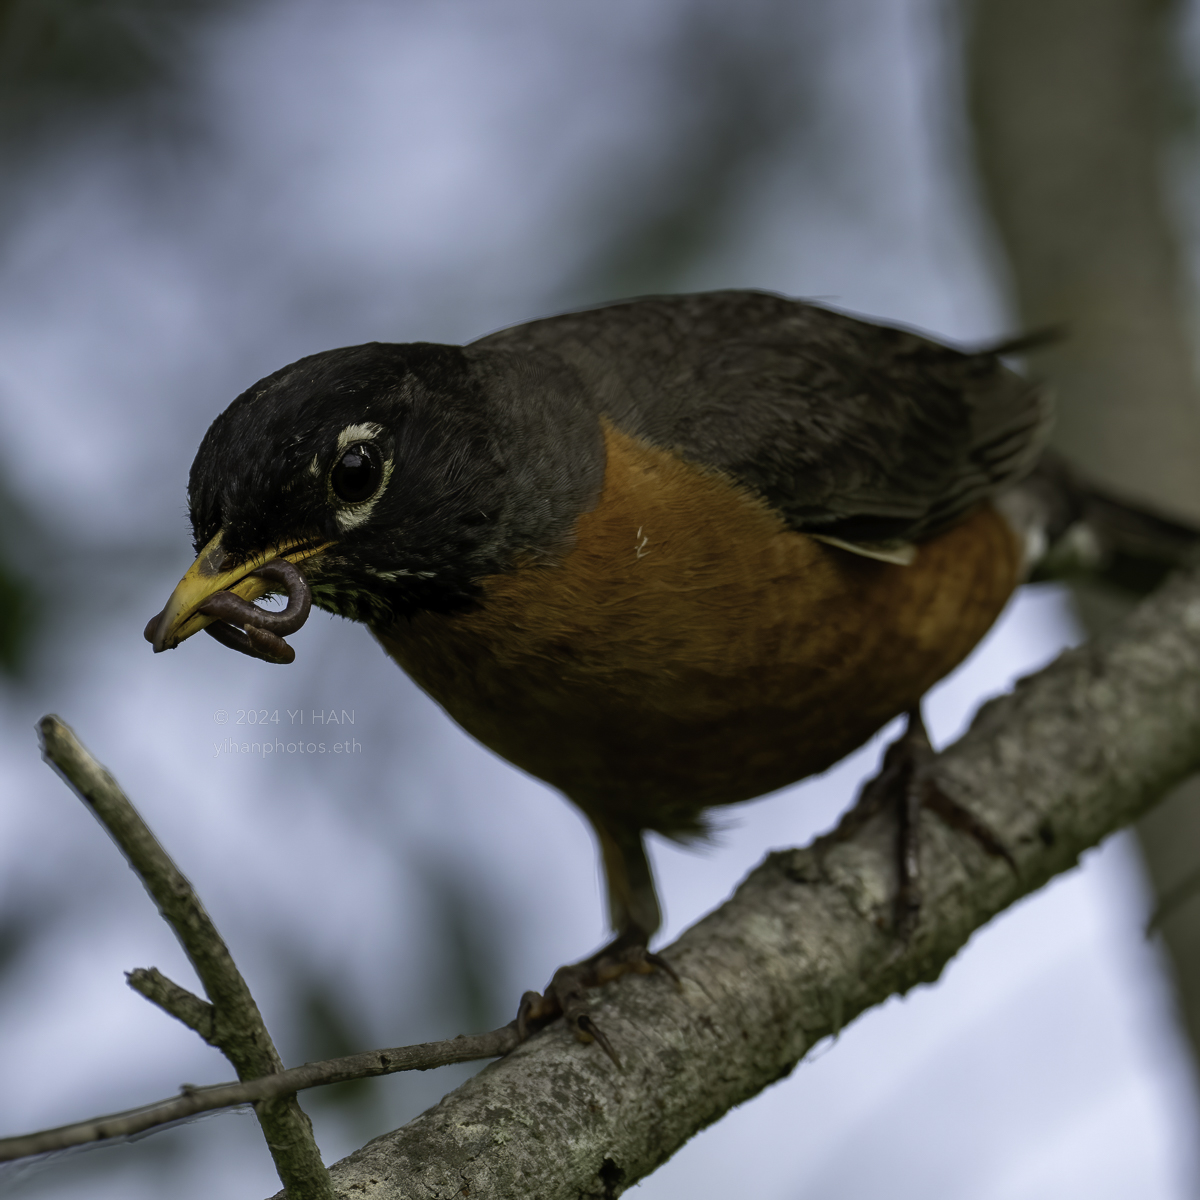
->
[472,290,1050,546]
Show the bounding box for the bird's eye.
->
[331,442,382,505]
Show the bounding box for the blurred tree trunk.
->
[968,0,1200,1074]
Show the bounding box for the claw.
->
[517,989,552,1041]
[836,708,1016,940]
[923,785,1018,874]
[576,1014,621,1067]
[645,950,680,987]
[514,937,674,1064]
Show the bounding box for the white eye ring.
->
[337,422,383,451]
[328,424,393,530]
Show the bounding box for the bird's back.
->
[472,290,1049,551]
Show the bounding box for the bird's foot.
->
[516,930,678,1065]
[842,709,1015,940]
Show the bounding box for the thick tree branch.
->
[301,566,1200,1199]
[37,716,334,1199]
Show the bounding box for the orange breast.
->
[378,422,1023,836]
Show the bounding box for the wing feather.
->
[473,290,1051,545]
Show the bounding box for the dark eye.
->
[331,442,382,504]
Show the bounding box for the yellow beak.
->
[148,530,332,652]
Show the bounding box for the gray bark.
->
[272,564,1200,1199]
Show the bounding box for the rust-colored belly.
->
[377,424,1022,836]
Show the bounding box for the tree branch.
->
[125,967,216,1041]
[16,561,1200,1196]
[37,716,334,1199]
[298,565,1200,1199]
[0,1025,520,1162]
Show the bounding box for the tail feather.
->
[1004,451,1200,593]
[975,325,1068,359]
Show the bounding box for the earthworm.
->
[143,560,312,664]
[198,560,311,664]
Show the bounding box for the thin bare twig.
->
[0,1023,519,1162]
[36,716,334,1200]
[125,967,215,1041]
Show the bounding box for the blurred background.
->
[1,0,1200,1196]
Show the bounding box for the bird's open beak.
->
[148,531,332,653]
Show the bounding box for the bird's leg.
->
[516,823,677,1064]
[844,709,1015,940]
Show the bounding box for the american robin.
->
[146,290,1121,1052]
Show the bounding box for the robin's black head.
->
[188,340,526,622]
[152,338,603,652]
